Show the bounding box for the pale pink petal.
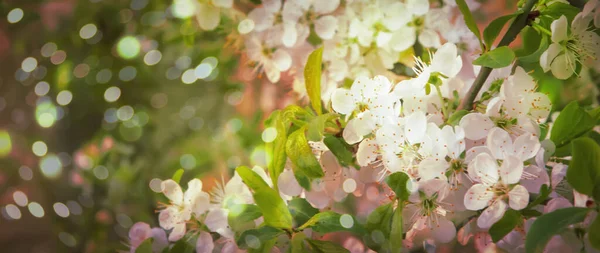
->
[161,180,184,206]
[196,231,215,253]
[459,113,494,140]
[477,200,507,229]
[508,185,529,210]
[486,127,513,160]
[464,184,494,211]
[499,155,523,185]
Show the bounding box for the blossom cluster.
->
[128,0,600,252]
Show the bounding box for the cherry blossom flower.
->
[159,179,210,241]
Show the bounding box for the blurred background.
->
[0,0,596,252]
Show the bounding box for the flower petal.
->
[196,4,221,31]
[499,155,523,185]
[459,113,494,140]
[314,15,338,40]
[331,88,356,115]
[161,179,184,206]
[278,169,302,196]
[477,199,507,229]
[390,26,417,52]
[512,132,541,161]
[550,15,568,43]
[196,231,215,253]
[471,153,500,185]
[486,127,513,160]
[508,185,529,210]
[431,218,457,243]
[550,51,575,80]
[357,138,378,166]
[405,111,427,145]
[205,209,234,238]
[312,0,339,14]
[464,184,494,211]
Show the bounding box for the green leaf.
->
[551,101,596,148]
[306,239,350,253]
[489,209,522,242]
[135,238,153,253]
[228,204,263,223]
[236,166,270,192]
[526,184,550,209]
[525,207,590,253]
[386,172,411,201]
[254,189,294,229]
[171,169,184,184]
[364,203,394,252]
[473,46,515,68]
[236,226,286,249]
[589,216,600,250]
[307,114,335,142]
[518,28,549,63]
[568,138,600,196]
[267,112,288,188]
[298,211,364,234]
[305,47,323,115]
[290,233,307,253]
[483,13,518,48]
[390,205,403,252]
[540,2,581,24]
[446,110,469,126]
[455,0,484,50]
[288,198,319,227]
[323,135,354,168]
[286,128,324,180]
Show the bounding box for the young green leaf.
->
[298,211,363,234]
[286,128,324,179]
[483,13,518,47]
[364,203,394,252]
[236,166,270,192]
[489,209,522,242]
[236,226,286,249]
[267,112,288,188]
[307,114,335,142]
[472,46,515,68]
[253,189,294,229]
[589,216,600,250]
[306,239,350,253]
[517,28,549,63]
[304,47,323,115]
[228,204,263,223]
[288,198,319,227]
[386,172,411,201]
[551,101,595,148]
[455,0,484,50]
[525,207,590,253]
[171,168,184,184]
[290,232,307,253]
[323,135,354,168]
[568,138,600,197]
[446,110,469,126]
[390,205,403,252]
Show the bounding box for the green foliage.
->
[305,47,324,115]
[306,239,350,253]
[286,127,324,186]
[589,216,600,251]
[489,210,522,242]
[171,169,184,184]
[266,111,288,189]
[236,166,293,229]
[228,204,263,223]
[236,226,286,250]
[297,211,364,234]
[455,0,484,50]
[135,238,153,253]
[568,138,600,198]
[526,184,550,209]
[517,27,549,63]
[473,46,515,68]
[288,198,319,227]
[307,114,337,142]
[390,205,403,252]
[539,2,581,26]
[483,13,518,47]
[386,172,411,201]
[323,135,355,168]
[446,110,469,126]
[290,233,307,253]
[365,203,394,252]
[551,101,596,148]
[525,207,590,253]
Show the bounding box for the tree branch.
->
[457,0,540,111]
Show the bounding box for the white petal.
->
[407,0,430,16]
[464,184,494,210]
[212,0,233,8]
[405,111,427,145]
[168,223,187,241]
[550,15,568,43]
[512,133,541,161]
[357,138,378,166]
[418,157,449,181]
[272,49,292,72]
[499,155,523,185]
[520,165,549,194]
[205,209,233,238]
[529,93,552,122]
[278,169,302,196]
[331,88,357,115]
[540,43,562,72]
[352,111,377,136]
[248,8,274,32]
[550,51,576,80]
[282,21,298,47]
[196,4,221,31]
[312,0,339,14]
[508,185,529,210]
[262,0,282,13]
[314,15,338,40]
[158,206,179,230]
[465,146,493,163]
[418,29,442,48]
[389,26,417,52]
[196,231,215,253]
[187,191,210,217]
[486,127,513,160]
[477,200,507,229]
[551,163,567,189]
[431,218,457,243]
[459,113,494,140]
[343,120,363,144]
[376,123,404,154]
[472,153,500,185]
[161,179,184,206]
[350,76,376,99]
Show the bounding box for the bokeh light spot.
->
[117,36,141,60]
[7,8,24,24]
[0,130,12,157]
[40,154,63,179]
[28,202,45,218]
[32,141,48,157]
[79,23,98,39]
[57,90,73,106]
[261,127,277,143]
[104,87,121,102]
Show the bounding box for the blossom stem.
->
[532,23,552,36]
[457,0,539,110]
[434,84,448,120]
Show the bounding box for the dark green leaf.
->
[473,46,515,68]
[288,198,319,227]
[286,128,324,179]
[489,209,522,242]
[236,226,286,250]
[135,238,153,253]
[526,184,550,209]
[550,101,595,148]
[525,207,590,253]
[589,216,600,250]
[306,239,350,253]
[323,135,354,168]
[305,47,323,115]
[455,0,484,50]
[483,13,517,48]
[298,211,364,234]
[568,138,600,196]
[364,203,394,252]
[171,169,184,184]
[518,28,549,63]
[386,172,411,201]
